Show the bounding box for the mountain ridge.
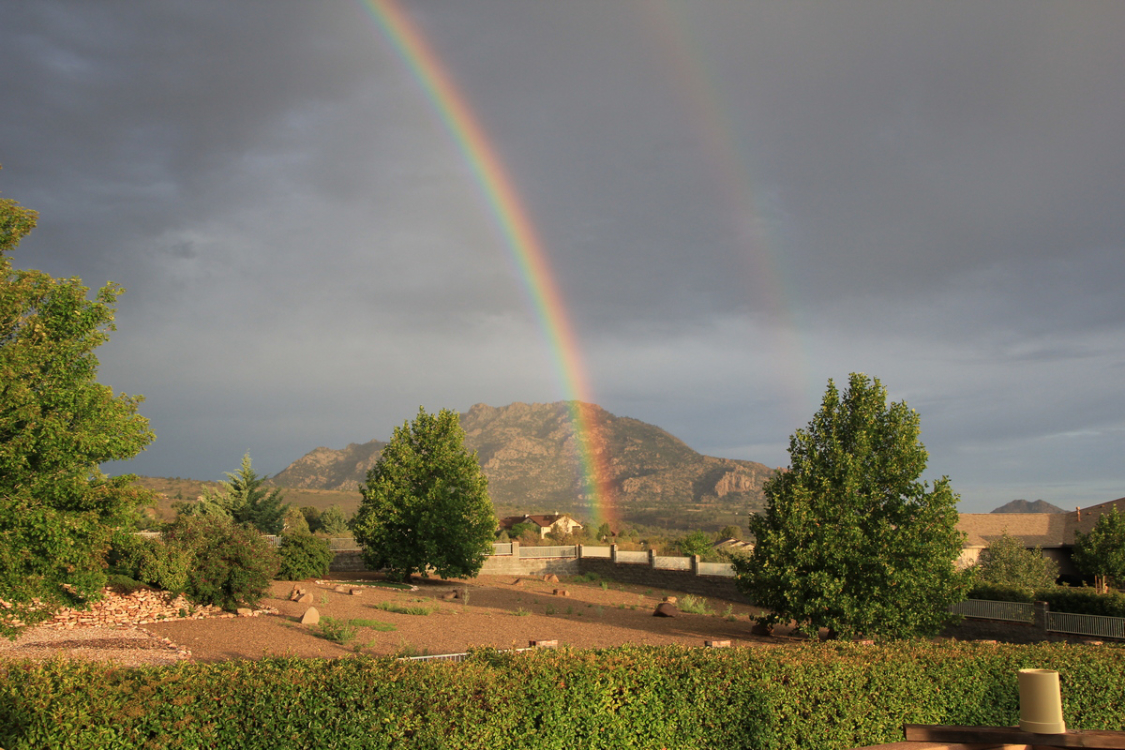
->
[270,401,775,520]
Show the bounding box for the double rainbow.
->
[360,0,619,529]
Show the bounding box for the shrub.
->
[976,532,1059,591]
[107,530,192,595]
[277,532,333,580]
[1033,587,1125,618]
[163,514,280,610]
[678,595,714,615]
[967,583,1035,603]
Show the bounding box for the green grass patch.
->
[375,601,434,616]
[349,618,397,632]
[678,595,714,615]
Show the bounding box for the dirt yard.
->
[0,573,1098,666]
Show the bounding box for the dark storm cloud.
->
[1,1,1123,511]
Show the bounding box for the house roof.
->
[498,513,582,530]
[956,496,1125,548]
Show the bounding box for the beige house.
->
[499,513,584,539]
[956,495,1125,579]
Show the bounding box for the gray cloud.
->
[2,0,1123,512]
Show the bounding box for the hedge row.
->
[2,643,1124,749]
[967,584,1125,617]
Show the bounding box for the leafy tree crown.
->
[352,407,496,581]
[733,373,971,639]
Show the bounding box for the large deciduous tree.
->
[1072,507,1125,591]
[0,192,154,637]
[732,373,971,639]
[352,407,496,581]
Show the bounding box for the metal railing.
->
[950,599,1034,623]
[1047,611,1125,639]
[492,543,514,556]
[518,545,577,559]
[400,646,535,663]
[579,546,611,558]
[653,556,691,571]
[613,550,649,564]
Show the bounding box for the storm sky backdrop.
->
[2,1,1123,514]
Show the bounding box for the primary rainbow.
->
[359,0,619,528]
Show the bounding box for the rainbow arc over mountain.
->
[360,0,619,528]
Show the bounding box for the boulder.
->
[289,587,305,602]
[333,585,348,593]
[750,621,773,637]
[236,607,253,617]
[349,588,363,596]
[553,589,570,597]
[300,607,320,626]
[653,603,679,618]
[662,596,678,604]
[297,592,314,604]
[544,574,559,583]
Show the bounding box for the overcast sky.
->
[2,1,1123,514]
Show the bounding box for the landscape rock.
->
[297,592,314,604]
[350,588,363,596]
[333,585,348,593]
[236,608,253,617]
[653,603,679,618]
[544,574,559,583]
[553,589,570,597]
[300,607,320,626]
[662,596,678,604]
[288,587,304,601]
[441,593,458,601]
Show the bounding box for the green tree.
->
[0,192,155,638]
[174,454,288,534]
[352,407,496,581]
[718,525,742,540]
[317,505,349,536]
[732,373,971,640]
[975,531,1058,592]
[1072,507,1125,590]
[678,530,713,558]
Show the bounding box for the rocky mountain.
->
[270,401,775,518]
[991,499,1067,514]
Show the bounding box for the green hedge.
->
[967,585,1125,617]
[2,643,1124,749]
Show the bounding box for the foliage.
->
[677,595,714,615]
[276,531,333,580]
[733,374,972,639]
[106,530,192,595]
[173,454,288,534]
[298,506,322,532]
[677,530,713,558]
[313,617,358,646]
[317,504,349,536]
[162,514,280,610]
[966,583,1035,603]
[718,524,742,540]
[375,601,434,616]
[2,643,1124,749]
[1034,587,1125,618]
[595,522,613,541]
[0,192,155,637]
[1072,507,1125,587]
[975,532,1058,591]
[353,407,496,581]
[282,507,310,535]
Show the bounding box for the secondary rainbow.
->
[359,0,619,528]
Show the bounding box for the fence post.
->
[1033,601,1049,634]
[577,544,584,559]
[649,549,658,569]
[610,544,618,563]
[692,555,701,576]
[511,541,521,559]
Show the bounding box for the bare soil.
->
[2,573,1102,667]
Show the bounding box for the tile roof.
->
[956,496,1125,548]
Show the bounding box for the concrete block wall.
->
[576,558,749,603]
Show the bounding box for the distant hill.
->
[270,401,776,525]
[991,499,1067,514]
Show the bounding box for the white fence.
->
[579,546,611,558]
[950,599,1034,623]
[613,550,650,564]
[653,556,691,571]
